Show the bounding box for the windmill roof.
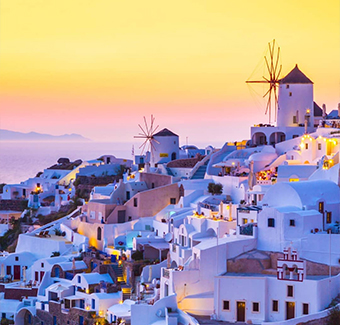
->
[314,102,323,117]
[153,128,178,137]
[279,64,313,84]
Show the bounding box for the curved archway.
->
[171,260,178,268]
[97,227,102,241]
[269,132,286,145]
[252,132,267,146]
[15,308,35,325]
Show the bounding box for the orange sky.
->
[0,0,339,147]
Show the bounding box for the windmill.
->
[246,40,282,124]
[134,115,160,166]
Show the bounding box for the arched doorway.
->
[171,152,177,160]
[252,132,267,146]
[97,227,102,241]
[269,132,286,145]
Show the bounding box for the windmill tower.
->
[277,64,314,128]
[134,115,160,170]
[246,40,282,124]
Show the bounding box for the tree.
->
[131,250,143,261]
[207,182,223,195]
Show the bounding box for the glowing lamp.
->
[306,109,310,114]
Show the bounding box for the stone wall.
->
[0,199,28,211]
[4,287,37,300]
[227,250,340,276]
[35,301,106,325]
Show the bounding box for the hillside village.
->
[1,65,340,325]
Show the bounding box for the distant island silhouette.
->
[0,129,91,142]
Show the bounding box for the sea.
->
[0,141,134,184]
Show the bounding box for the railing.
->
[189,153,212,179]
[239,223,255,236]
[162,268,170,279]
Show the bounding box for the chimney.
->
[322,104,326,117]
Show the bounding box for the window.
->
[243,218,248,225]
[319,202,324,213]
[287,285,294,297]
[289,92,292,96]
[318,143,322,150]
[286,85,289,89]
[289,219,295,227]
[293,116,297,124]
[292,134,299,139]
[302,303,309,315]
[92,299,95,309]
[1,313,5,319]
[272,300,279,312]
[326,212,332,224]
[53,316,57,325]
[170,198,176,204]
[41,263,44,268]
[268,218,275,227]
[90,211,95,219]
[252,302,260,313]
[305,143,308,150]
[15,256,19,261]
[134,198,138,207]
[151,182,155,189]
[78,275,81,283]
[223,300,230,311]
[98,212,102,220]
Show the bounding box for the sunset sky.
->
[0,0,339,147]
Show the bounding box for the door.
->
[13,265,20,280]
[118,210,126,223]
[40,271,45,282]
[237,301,245,322]
[286,301,295,320]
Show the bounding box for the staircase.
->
[191,165,207,179]
[166,167,174,176]
[111,263,131,300]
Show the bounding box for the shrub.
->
[131,250,143,261]
[328,305,340,325]
[207,182,223,195]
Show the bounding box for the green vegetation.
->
[131,250,143,261]
[327,305,340,325]
[0,183,6,194]
[1,318,14,325]
[0,219,22,251]
[207,182,223,195]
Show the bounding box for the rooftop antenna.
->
[134,115,160,164]
[246,40,282,123]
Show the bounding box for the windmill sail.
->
[246,40,282,123]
